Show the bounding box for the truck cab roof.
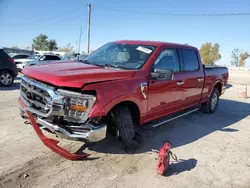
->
[114,40,198,50]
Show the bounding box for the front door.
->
[147,48,184,122]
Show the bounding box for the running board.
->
[142,108,200,130]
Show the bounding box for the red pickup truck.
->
[19,40,228,153]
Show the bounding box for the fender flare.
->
[103,93,143,115]
[210,79,223,96]
[89,93,144,118]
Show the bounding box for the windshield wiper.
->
[80,60,121,69]
[104,64,120,68]
[79,59,92,65]
[92,63,121,69]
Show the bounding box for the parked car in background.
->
[10,54,30,60]
[17,54,61,71]
[15,54,39,71]
[63,53,80,61]
[25,54,61,67]
[0,49,18,86]
[78,54,88,61]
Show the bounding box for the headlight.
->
[56,89,96,123]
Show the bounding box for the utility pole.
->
[78,26,82,55]
[87,3,91,54]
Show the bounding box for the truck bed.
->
[204,66,228,80]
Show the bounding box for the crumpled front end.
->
[18,76,107,159]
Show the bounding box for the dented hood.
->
[22,61,135,88]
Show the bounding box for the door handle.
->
[177,81,185,85]
[198,78,204,82]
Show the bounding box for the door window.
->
[181,49,199,71]
[153,49,180,72]
[41,55,60,60]
[50,56,61,60]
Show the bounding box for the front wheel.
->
[113,106,142,150]
[201,88,219,113]
[0,71,14,86]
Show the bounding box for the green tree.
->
[48,39,58,51]
[199,42,221,65]
[32,34,49,50]
[231,48,240,67]
[239,52,250,67]
[59,43,74,52]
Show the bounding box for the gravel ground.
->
[0,74,250,188]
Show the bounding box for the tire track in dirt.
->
[0,153,64,188]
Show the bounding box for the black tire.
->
[0,71,14,86]
[113,106,142,149]
[201,88,220,114]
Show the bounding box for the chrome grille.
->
[20,76,55,117]
[19,76,94,123]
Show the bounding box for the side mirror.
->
[151,68,173,81]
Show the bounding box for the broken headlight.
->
[56,89,96,123]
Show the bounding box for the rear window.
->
[181,49,199,71]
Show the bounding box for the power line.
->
[3,16,83,33]
[81,20,89,36]
[5,7,84,27]
[101,8,250,17]
[76,19,88,49]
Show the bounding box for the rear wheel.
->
[0,71,14,86]
[202,88,219,113]
[113,106,142,150]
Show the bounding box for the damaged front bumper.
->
[19,99,107,160]
[19,99,107,143]
[18,76,108,160]
[25,110,90,160]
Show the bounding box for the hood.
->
[22,61,135,88]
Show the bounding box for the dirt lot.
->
[0,75,250,188]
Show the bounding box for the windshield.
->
[85,42,156,70]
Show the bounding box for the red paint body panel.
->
[22,61,135,88]
[21,40,228,126]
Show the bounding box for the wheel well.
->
[104,101,141,128]
[113,101,140,125]
[0,68,15,77]
[214,82,222,95]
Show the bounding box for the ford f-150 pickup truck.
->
[19,40,228,156]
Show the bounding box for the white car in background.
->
[15,54,40,71]
[10,53,30,60]
[16,54,61,72]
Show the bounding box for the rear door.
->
[179,49,204,108]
